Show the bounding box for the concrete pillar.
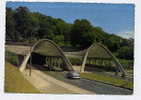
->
[81,50,89,72]
[19,53,31,72]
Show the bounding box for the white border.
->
[5,0,135,4]
[1,0,141,100]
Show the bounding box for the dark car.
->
[66,71,80,79]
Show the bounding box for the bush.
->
[117,46,133,60]
[5,51,19,66]
[68,57,82,65]
[118,59,133,69]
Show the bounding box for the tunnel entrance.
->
[29,52,68,71]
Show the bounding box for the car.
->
[66,71,80,79]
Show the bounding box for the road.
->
[43,71,133,95]
[5,44,133,94]
[69,78,132,95]
[22,69,93,94]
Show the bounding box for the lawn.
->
[5,62,40,93]
[80,73,133,90]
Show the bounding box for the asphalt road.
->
[44,71,133,95]
[68,78,132,95]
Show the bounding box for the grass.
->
[5,62,40,93]
[80,73,133,90]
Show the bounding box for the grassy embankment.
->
[68,54,133,90]
[80,73,133,90]
[5,62,40,93]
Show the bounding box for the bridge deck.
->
[5,44,81,56]
[5,45,31,56]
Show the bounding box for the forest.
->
[6,6,134,61]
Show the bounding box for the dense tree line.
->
[6,7,134,60]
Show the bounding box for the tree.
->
[70,19,94,48]
[117,46,133,60]
[15,7,38,41]
[53,35,65,46]
[106,34,122,52]
[92,27,111,44]
[6,6,133,57]
[55,19,72,43]
[6,8,18,41]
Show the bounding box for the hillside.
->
[5,62,40,93]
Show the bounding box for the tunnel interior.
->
[28,52,67,71]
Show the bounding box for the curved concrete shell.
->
[20,39,74,71]
[81,43,127,77]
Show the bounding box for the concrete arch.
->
[81,43,127,77]
[20,39,74,71]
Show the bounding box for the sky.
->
[6,2,134,39]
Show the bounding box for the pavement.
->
[22,69,94,94]
[42,71,133,95]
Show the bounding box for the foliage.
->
[6,8,17,41]
[5,51,19,66]
[68,57,82,65]
[70,19,94,48]
[5,62,40,93]
[118,59,133,69]
[15,7,37,41]
[6,6,134,60]
[117,46,134,60]
[53,35,65,46]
